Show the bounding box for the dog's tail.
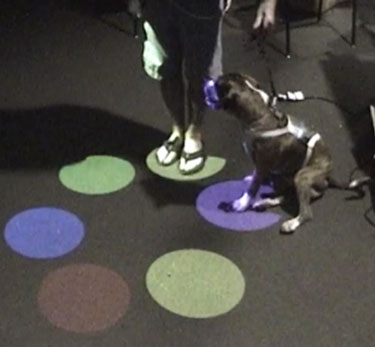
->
[328,175,372,197]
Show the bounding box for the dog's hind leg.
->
[280,166,327,234]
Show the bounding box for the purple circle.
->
[4,207,85,259]
[196,180,281,232]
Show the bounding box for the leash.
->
[251,30,305,110]
[243,31,321,166]
[251,30,355,115]
[252,30,278,104]
[241,31,281,156]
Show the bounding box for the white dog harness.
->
[243,80,321,167]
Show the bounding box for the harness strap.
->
[302,133,321,167]
[242,79,321,168]
[245,117,321,168]
[248,116,297,139]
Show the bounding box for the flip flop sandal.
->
[178,148,206,175]
[155,137,183,166]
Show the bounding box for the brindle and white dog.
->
[204,72,370,233]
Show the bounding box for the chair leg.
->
[351,0,357,47]
[285,20,291,58]
[133,15,141,39]
[128,0,142,39]
[283,0,291,58]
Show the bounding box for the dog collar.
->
[244,80,270,105]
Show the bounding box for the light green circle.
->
[59,155,135,195]
[146,249,246,318]
[146,149,226,181]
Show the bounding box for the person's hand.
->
[253,0,277,31]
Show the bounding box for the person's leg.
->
[179,10,224,174]
[156,71,185,165]
[142,0,185,165]
[179,87,205,174]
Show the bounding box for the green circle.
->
[59,155,135,195]
[146,249,246,318]
[146,149,226,181]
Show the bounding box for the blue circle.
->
[4,207,85,259]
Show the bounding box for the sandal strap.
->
[163,138,183,152]
[179,149,206,175]
[181,149,206,161]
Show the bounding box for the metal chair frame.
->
[283,0,357,58]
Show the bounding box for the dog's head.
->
[204,72,271,122]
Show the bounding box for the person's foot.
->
[178,137,206,175]
[155,134,183,166]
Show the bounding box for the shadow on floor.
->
[58,0,140,37]
[0,104,207,207]
[321,52,375,175]
[321,49,375,225]
[0,104,164,170]
[59,0,128,15]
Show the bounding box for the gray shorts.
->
[142,0,224,82]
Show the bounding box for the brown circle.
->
[38,264,131,333]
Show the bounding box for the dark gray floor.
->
[0,1,375,346]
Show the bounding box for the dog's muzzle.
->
[204,79,221,110]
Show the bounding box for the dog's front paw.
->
[218,192,252,213]
[280,217,301,234]
[232,192,252,212]
[218,201,234,212]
